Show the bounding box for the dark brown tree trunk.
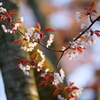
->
[0,0,39,100]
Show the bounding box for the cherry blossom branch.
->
[16,15,100,74]
[74,15,100,42]
[52,15,100,72]
[17,28,64,53]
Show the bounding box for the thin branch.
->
[17,29,25,36]
[37,41,63,52]
[52,52,64,73]
[89,15,93,23]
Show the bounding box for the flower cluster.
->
[37,49,45,71]
[17,49,46,74]
[67,39,86,60]
[0,2,6,13]
[67,81,83,99]
[75,12,81,22]
[68,1,100,60]
[18,63,31,75]
[66,26,100,60]
[11,22,55,53]
[56,81,83,100]
[52,69,65,86]
[46,34,54,47]
[0,2,23,34]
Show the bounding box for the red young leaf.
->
[95,30,100,33]
[17,59,29,65]
[64,86,70,90]
[69,94,76,98]
[72,86,79,90]
[88,1,94,9]
[16,21,23,23]
[4,11,10,17]
[13,30,17,34]
[12,39,22,43]
[19,41,23,47]
[15,57,29,65]
[34,27,40,32]
[4,12,12,22]
[9,10,17,15]
[38,81,48,87]
[83,47,86,50]
[92,10,97,13]
[31,52,38,58]
[43,28,55,33]
[35,20,41,30]
[53,89,62,96]
[18,26,22,30]
[45,74,52,81]
[94,30,100,37]
[77,47,83,54]
[83,7,89,10]
[95,32,100,37]
[70,82,74,86]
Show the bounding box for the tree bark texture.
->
[0,0,39,100]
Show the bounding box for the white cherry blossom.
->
[82,30,91,37]
[52,69,65,86]
[86,38,96,46]
[70,41,77,48]
[62,46,66,51]
[20,46,27,51]
[80,23,86,29]
[46,34,54,47]
[34,32,40,40]
[57,95,65,100]
[21,17,24,22]
[76,12,81,22]
[40,68,49,77]
[0,7,7,12]
[67,50,78,61]
[69,98,75,100]
[37,49,45,71]
[27,42,38,51]
[69,80,83,99]
[25,27,35,38]
[72,88,83,97]
[60,68,65,80]
[0,2,2,6]
[18,63,31,75]
[13,23,20,30]
[1,25,7,33]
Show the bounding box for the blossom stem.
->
[17,29,25,36]
[89,15,93,23]
[37,41,63,52]
[52,52,64,73]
